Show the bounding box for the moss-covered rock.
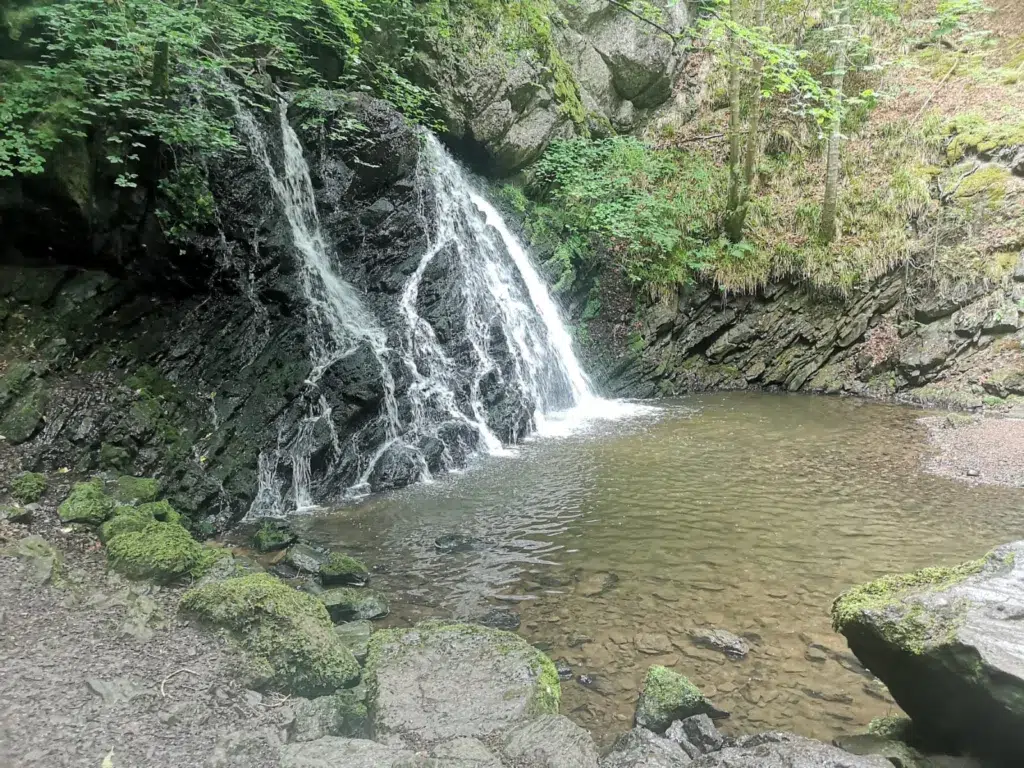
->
[113,475,161,503]
[285,543,329,572]
[4,534,62,585]
[318,587,388,622]
[0,505,33,524]
[364,621,560,742]
[180,573,360,696]
[634,665,722,733]
[252,520,296,553]
[319,553,369,586]
[57,480,116,525]
[106,521,219,583]
[137,499,182,525]
[10,471,46,503]
[832,541,1024,763]
[0,384,47,444]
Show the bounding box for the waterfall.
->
[234,98,609,515]
[404,135,597,444]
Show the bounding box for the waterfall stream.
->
[235,101,612,516]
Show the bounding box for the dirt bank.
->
[0,517,283,768]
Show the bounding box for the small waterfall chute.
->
[232,98,630,516]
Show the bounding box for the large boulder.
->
[501,714,600,768]
[688,732,891,767]
[181,573,361,696]
[364,621,560,743]
[832,543,1024,763]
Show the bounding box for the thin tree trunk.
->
[739,0,767,206]
[725,2,745,244]
[820,4,849,244]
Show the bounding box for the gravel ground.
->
[923,413,1024,487]
[0,520,284,768]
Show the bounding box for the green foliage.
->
[0,0,434,184]
[10,471,46,503]
[526,137,727,286]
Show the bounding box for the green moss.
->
[944,114,1024,162]
[11,471,46,503]
[99,506,155,543]
[0,384,47,444]
[252,521,295,553]
[868,714,914,741]
[106,521,219,583]
[319,553,369,586]
[319,587,389,622]
[113,475,161,503]
[635,665,710,732]
[952,164,1011,208]
[137,499,181,525]
[58,480,116,525]
[528,652,561,715]
[98,501,180,543]
[831,549,1012,653]
[180,573,360,696]
[98,441,131,470]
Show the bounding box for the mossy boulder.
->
[58,480,116,525]
[832,542,1024,764]
[1,505,33,524]
[98,500,183,543]
[113,475,161,503]
[4,534,62,585]
[364,621,560,742]
[635,666,724,734]
[11,471,46,503]
[252,520,296,553]
[319,553,369,586]
[318,587,388,622]
[0,384,47,444]
[106,521,219,583]
[180,573,361,696]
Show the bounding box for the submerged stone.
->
[364,620,560,742]
[690,629,749,660]
[635,666,726,734]
[832,542,1024,763]
[319,587,389,622]
[58,480,116,525]
[319,553,369,586]
[181,573,360,696]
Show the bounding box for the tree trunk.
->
[739,0,767,207]
[725,3,745,244]
[820,4,850,244]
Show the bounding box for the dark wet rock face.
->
[832,542,1024,765]
[0,93,541,523]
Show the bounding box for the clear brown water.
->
[300,392,1024,745]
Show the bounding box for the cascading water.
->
[401,135,598,447]
[234,97,620,516]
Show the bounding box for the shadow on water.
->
[301,391,1024,744]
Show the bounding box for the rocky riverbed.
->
[2,463,1020,767]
